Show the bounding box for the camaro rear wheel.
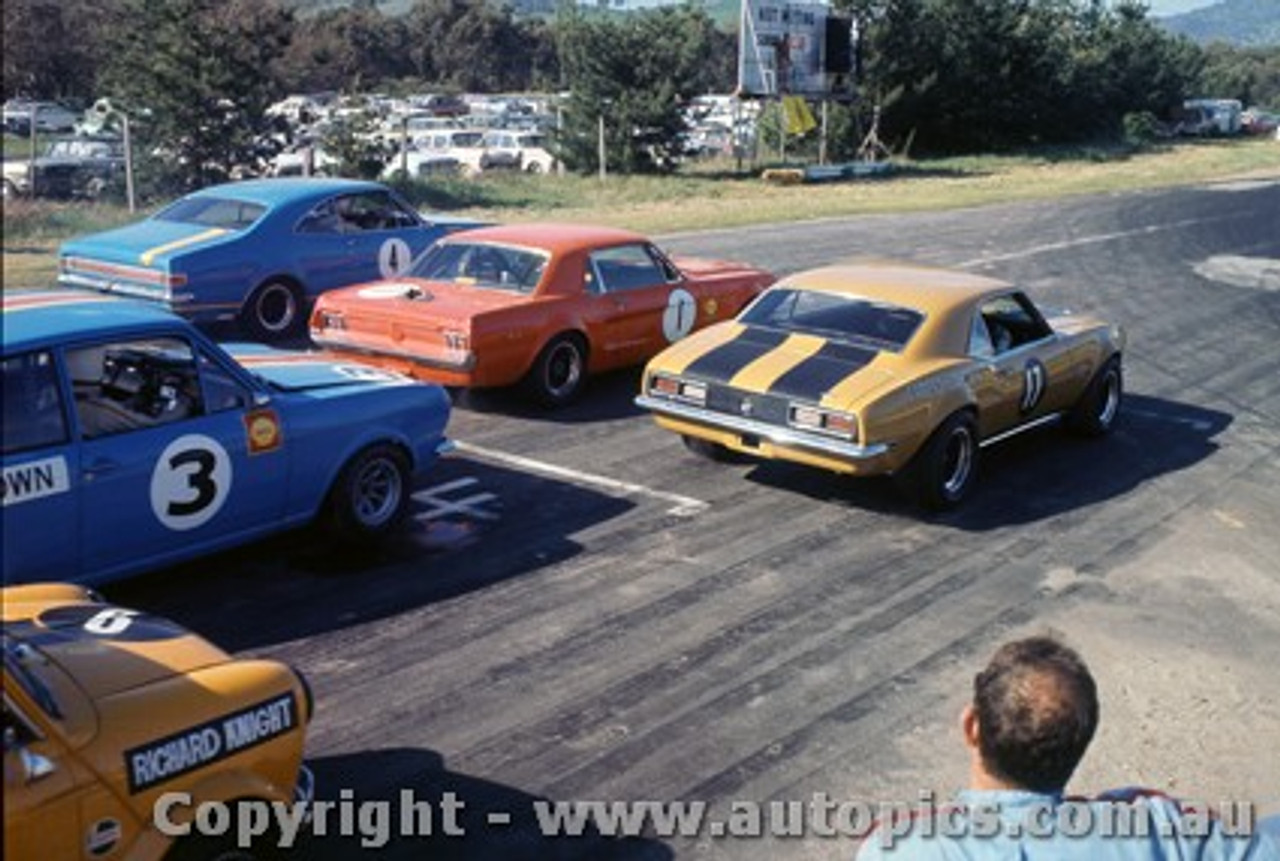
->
[1068,356,1122,437]
[242,279,302,342]
[523,334,586,407]
[903,412,978,511]
[325,443,411,543]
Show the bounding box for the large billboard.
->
[737,0,853,98]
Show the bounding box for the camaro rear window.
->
[154,197,266,230]
[741,288,924,351]
[411,242,548,293]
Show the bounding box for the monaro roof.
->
[439,222,650,254]
[780,262,1011,312]
[180,177,388,208]
[2,290,181,352]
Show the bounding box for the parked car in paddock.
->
[3,582,313,861]
[636,262,1125,509]
[2,135,125,200]
[309,223,776,406]
[1,290,452,586]
[56,178,482,341]
[2,100,80,135]
[480,129,557,173]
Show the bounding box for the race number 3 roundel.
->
[150,435,232,531]
[378,238,414,279]
[662,288,698,343]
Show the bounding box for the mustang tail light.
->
[789,404,858,441]
[442,329,469,351]
[650,374,707,406]
[313,310,346,331]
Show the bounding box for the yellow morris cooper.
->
[3,583,312,860]
[636,262,1125,509]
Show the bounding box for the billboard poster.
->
[737,0,846,98]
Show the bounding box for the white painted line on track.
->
[453,441,710,517]
[955,216,1237,268]
[412,477,501,521]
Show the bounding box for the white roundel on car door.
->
[663,288,698,342]
[150,434,232,530]
[378,238,414,278]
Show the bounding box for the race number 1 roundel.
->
[378,238,414,279]
[150,435,232,531]
[662,288,698,343]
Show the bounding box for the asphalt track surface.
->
[108,178,1280,859]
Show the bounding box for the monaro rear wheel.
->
[901,412,978,511]
[523,333,586,407]
[325,443,411,544]
[1069,356,1122,436]
[242,279,302,342]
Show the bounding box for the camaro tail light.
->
[650,374,707,406]
[789,404,858,441]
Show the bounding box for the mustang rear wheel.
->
[1069,356,1122,436]
[902,412,978,511]
[325,443,411,544]
[242,279,302,342]
[523,334,586,407]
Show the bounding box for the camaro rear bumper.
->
[636,394,891,462]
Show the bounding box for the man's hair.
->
[972,636,1099,794]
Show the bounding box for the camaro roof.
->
[2,290,178,352]
[781,262,1012,311]
[441,222,649,252]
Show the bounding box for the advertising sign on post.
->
[737,0,852,98]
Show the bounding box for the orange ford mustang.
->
[309,223,776,406]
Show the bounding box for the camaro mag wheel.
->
[326,443,411,543]
[905,412,979,511]
[1069,356,1123,436]
[524,333,586,407]
[242,279,302,342]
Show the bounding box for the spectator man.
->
[857,635,1279,859]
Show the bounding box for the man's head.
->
[962,636,1099,794]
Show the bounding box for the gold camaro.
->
[636,262,1125,509]
[3,583,313,860]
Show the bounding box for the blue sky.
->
[1143,0,1218,16]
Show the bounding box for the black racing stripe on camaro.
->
[683,327,789,383]
[767,341,878,400]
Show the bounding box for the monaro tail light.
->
[650,374,707,406]
[789,404,858,441]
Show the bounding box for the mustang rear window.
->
[741,288,924,351]
[154,197,266,230]
[411,242,548,293]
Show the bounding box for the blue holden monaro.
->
[57,177,481,341]
[2,290,453,586]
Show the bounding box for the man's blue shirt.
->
[856,788,1279,860]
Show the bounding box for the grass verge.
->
[4,137,1277,290]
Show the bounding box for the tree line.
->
[3,0,1276,193]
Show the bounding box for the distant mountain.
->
[1159,0,1280,47]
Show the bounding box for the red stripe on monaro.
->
[3,292,113,311]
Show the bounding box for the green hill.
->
[1160,0,1280,46]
